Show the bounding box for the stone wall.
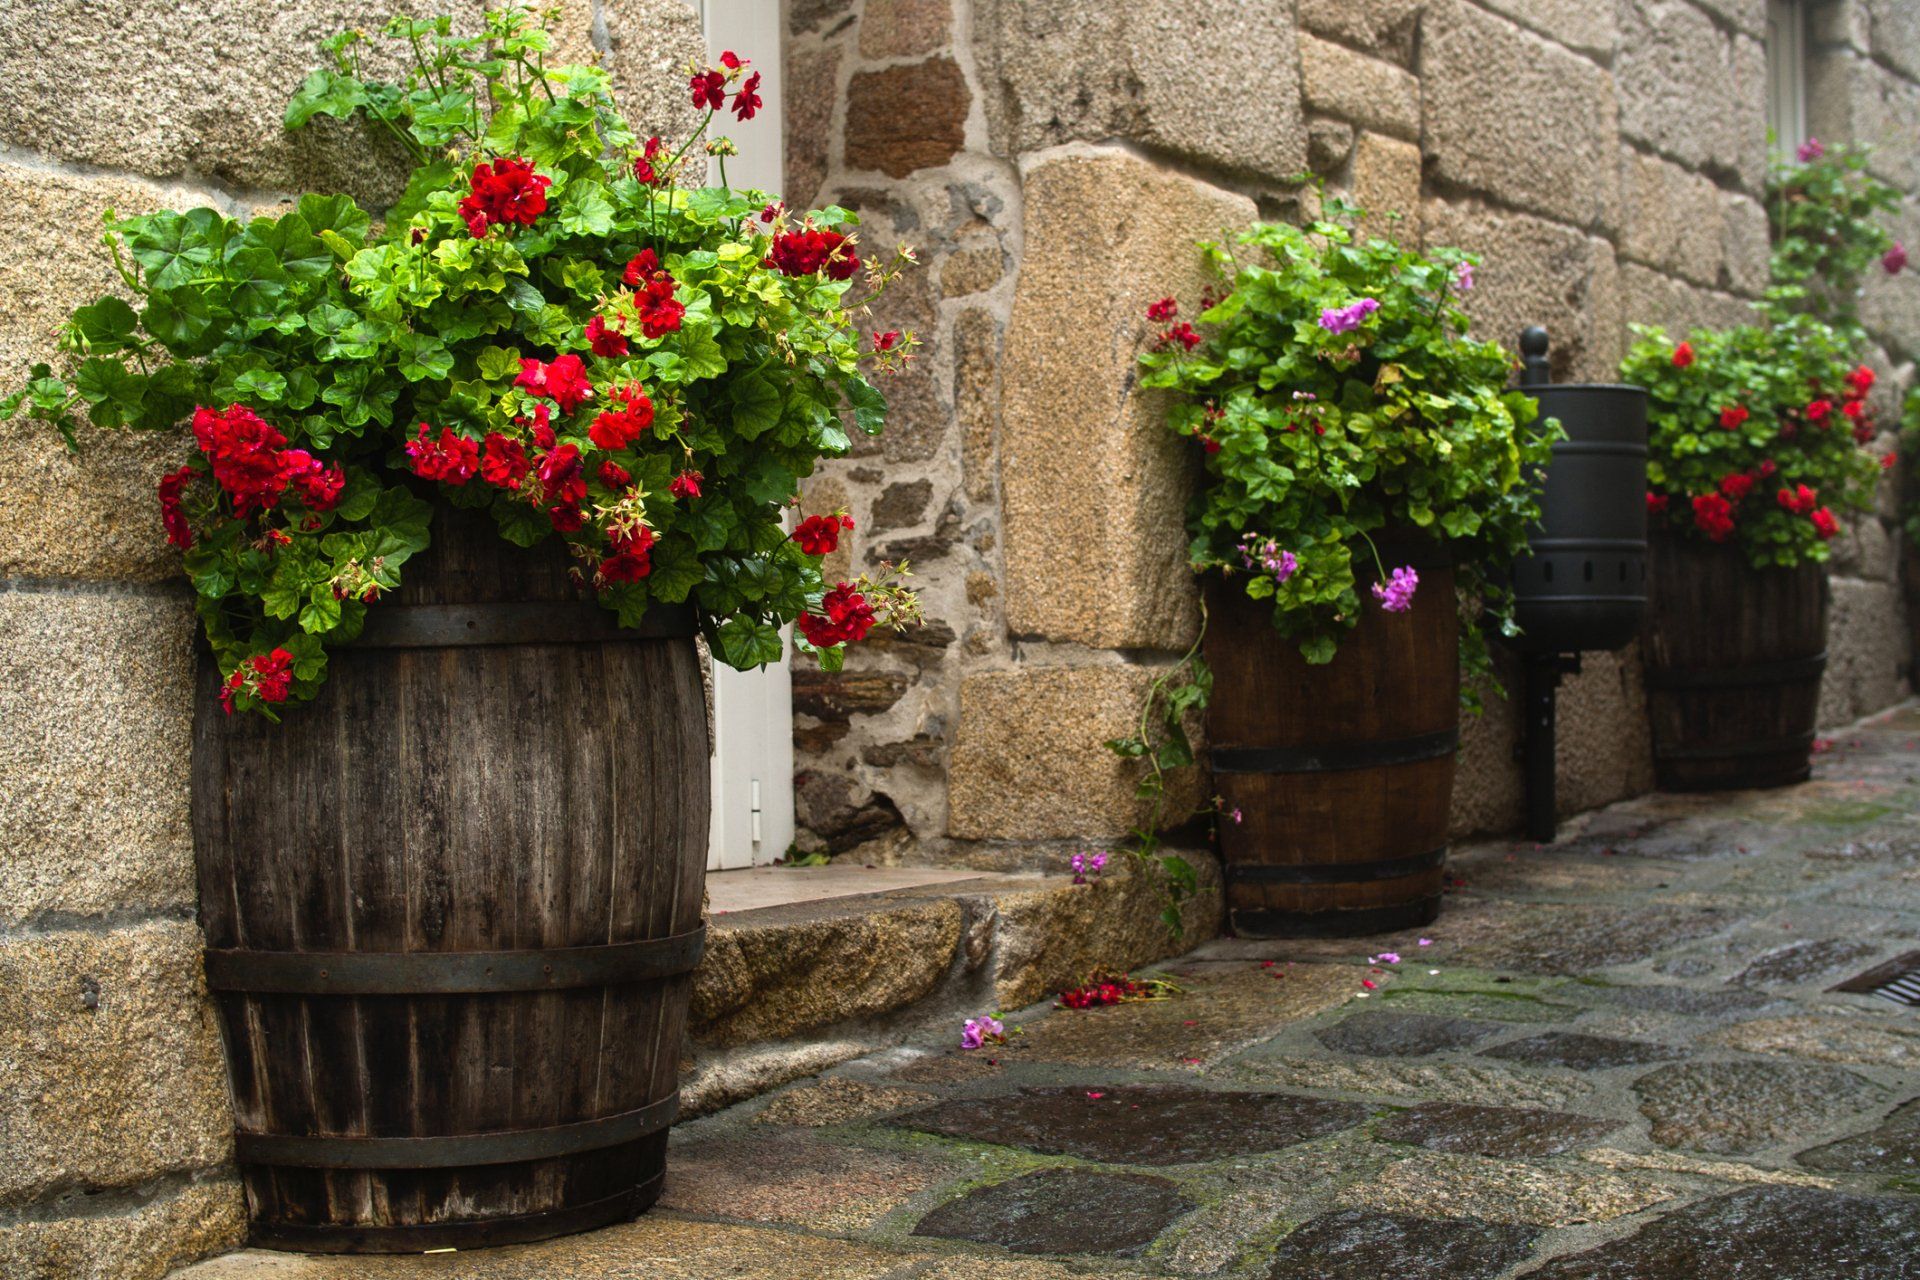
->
[787,0,1920,857]
[0,5,702,1276]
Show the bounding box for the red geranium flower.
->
[220,647,296,715]
[1719,405,1749,430]
[796,581,876,648]
[597,460,632,489]
[538,443,587,507]
[1146,297,1178,323]
[1846,365,1876,396]
[517,355,595,415]
[633,136,666,185]
[690,68,728,111]
[791,512,853,556]
[623,248,661,286]
[1810,507,1839,539]
[1718,472,1755,502]
[636,276,686,339]
[1691,492,1736,542]
[1842,398,1866,421]
[404,424,481,486]
[768,227,859,280]
[549,504,585,533]
[587,384,655,451]
[481,433,530,490]
[1646,491,1669,516]
[158,465,197,549]
[1671,342,1694,368]
[457,157,550,239]
[731,70,762,122]
[599,525,656,583]
[1807,398,1833,424]
[670,470,704,499]
[585,314,629,358]
[872,330,901,352]
[1777,484,1818,515]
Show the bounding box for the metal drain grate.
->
[1830,950,1920,1006]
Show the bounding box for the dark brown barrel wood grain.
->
[192,505,708,1253]
[1204,544,1459,938]
[1642,532,1829,792]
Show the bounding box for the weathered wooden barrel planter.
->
[1642,532,1829,791]
[1204,543,1459,938]
[192,507,709,1252]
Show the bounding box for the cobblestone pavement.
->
[183,707,1920,1279]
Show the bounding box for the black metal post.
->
[1522,655,1559,842]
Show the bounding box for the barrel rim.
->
[233,1094,679,1169]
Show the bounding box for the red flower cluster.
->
[731,70,762,122]
[588,383,656,451]
[1146,297,1178,323]
[405,424,481,484]
[1645,492,1669,516]
[690,51,761,120]
[1718,472,1755,501]
[191,404,343,516]
[1719,405,1750,430]
[585,314,629,358]
[481,433,530,490]
[1811,507,1839,539]
[599,524,655,583]
[517,355,595,414]
[633,135,666,184]
[768,227,860,280]
[1671,341,1695,368]
[220,647,294,715]
[796,581,875,648]
[1778,483,1818,515]
[1057,976,1151,1009]
[1691,492,1736,542]
[622,250,686,339]
[791,512,854,556]
[458,157,550,239]
[157,465,197,549]
[539,443,587,508]
[1159,321,1202,351]
[872,329,901,353]
[597,460,632,489]
[669,469,703,499]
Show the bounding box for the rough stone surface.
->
[1620,261,1763,337]
[0,921,232,1206]
[1264,1209,1538,1280]
[1232,1056,1593,1109]
[660,1131,954,1232]
[899,1084,1370,1166]
[1002,962,1357,1070]
[1346,1150,1674,1228]
[1481,1032,1688,1071]
[1580,982,1779,1017]
[987,853,1223,1007]
[752,1076,933,1128]
[1797,1097,1920,1174]
[1421,198,1623,382]
[974,0,1306,180]
[175,1218,917,1279]
[1616,0,1769,193]
[0,162,216,584]
[1705,1014,1920,1068]
[947,665,1197,840]
[1421,0,1619,231]
[954,307,1001,503]
[1820,579,1910,727]
[1000,150,1254,649]
[1314,1011,1508,1058]
[1584,1147,1838,1188]
[1350,132,1423,226]
[1635,1059,1881,1155]
[690,898,963,1044]
[1619,146,1769,292]
[1731,936,1884,987]
[1472,0,1616,58]
[0,591,197,923]
[784,44,843,211]
[1525,1186,1920,1279]
[0,1176,244,1280]
[913,1167,1193,1257]
[1299,36,1420,141]
[1373,1102,1624,1158]
[843,58,970,179]
[1298,0,1423,65]
[858,0,952,60]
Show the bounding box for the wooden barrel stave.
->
[193,507,707,1251]
[1204,551,1459,939]
[1642,533,1828,791]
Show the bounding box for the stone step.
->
[684,850,1222,1112]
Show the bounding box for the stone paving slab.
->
[175,702,1920,1280]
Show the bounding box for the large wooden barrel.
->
[192,505,709,1253]
[1642,532,1828,791]
[1204,545,1459,938]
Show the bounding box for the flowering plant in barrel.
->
[1622,316,1888,566]
[1136,208,1556,671]
[1,7,918,716]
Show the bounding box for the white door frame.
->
[682,0,797,871]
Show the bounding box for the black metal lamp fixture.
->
[1505,327,1650,842]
